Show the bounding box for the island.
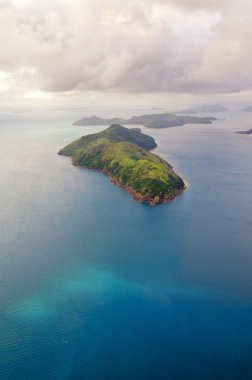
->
[58,124,185,205]
[240,106,252,112]
[235,129,252,135]
[73,112,216,129]
[143,114,215,129]
[176,104,228,114]
[130,127,142,133]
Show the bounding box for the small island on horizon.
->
[73,112,216,129]
[235,129,252,135]
[240,106,252,112]
[58,125,185,206]
[176,104,229,114]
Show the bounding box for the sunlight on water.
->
[13,298,56,321]
[11,268,216,324]
[56,269,131,295]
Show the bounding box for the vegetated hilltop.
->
[59,125,185,205]
[73,112,216,128]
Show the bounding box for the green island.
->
[235,129,252,135]
[58,124,185,206]
[73,112,216,128]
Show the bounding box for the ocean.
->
[1,110,252,379]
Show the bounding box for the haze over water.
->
[1,111,252,379]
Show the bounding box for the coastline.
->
[73,158,186,206]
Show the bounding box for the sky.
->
[0,0,251,113]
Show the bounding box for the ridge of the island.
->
[58,124,185,206]
[73,112,217,128]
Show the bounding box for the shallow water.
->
[0,111,252,379]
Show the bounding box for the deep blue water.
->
[1,111,252,379]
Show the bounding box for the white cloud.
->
[0,0,251,97]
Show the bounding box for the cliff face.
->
[59,125,185,205]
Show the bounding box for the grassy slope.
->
[59,125,185,205]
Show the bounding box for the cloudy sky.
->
[0,0,251,111]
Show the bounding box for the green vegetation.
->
[73,112,216,128]
[58,124,185,205]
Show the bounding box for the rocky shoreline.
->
[73,158,186,206]
[110,175,186,206]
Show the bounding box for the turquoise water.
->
[1,112,252,379]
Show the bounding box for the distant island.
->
[235,129,252,135]
[240,106,252,112]
[73,112,216,129]
[176,104,228,114]
[58,125,185,205]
